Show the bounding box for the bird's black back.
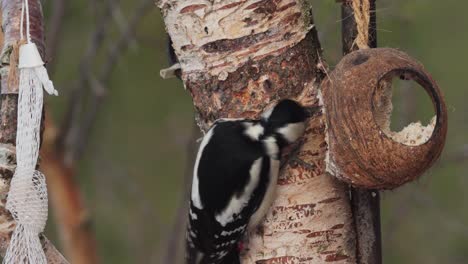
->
[187,121,271,264]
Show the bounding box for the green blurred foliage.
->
[42,0,467,263]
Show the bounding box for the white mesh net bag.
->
[3,0,58,263]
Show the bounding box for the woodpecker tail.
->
[218,250,240,264]
[186,243,240,264]
[199,250,240,264]
[186,242,203,264]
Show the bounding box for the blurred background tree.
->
[40,0,467,263]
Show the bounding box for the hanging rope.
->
[3,0,58,263]
[351,0,371,49]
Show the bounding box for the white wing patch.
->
[189,208,198,220]
[244,122,264,141]
[215,240,237,249]
[261,105,274,120]
[212,251,228,260]
[277,122,305,143]
[190,231,197,238]
[263,136,279,159]
[215,118,244,123]
[195,252,204,263]
[215,158,263,226]
[220,224,246,236]
[191,126,216,209]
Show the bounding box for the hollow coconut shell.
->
[321,48,448,189]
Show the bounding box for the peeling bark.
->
[159,0,357,262]
[0,0,68,262]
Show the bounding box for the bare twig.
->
[101,0,154,83]
[65,0,154,163]
[43,1,155,262]
[41,113,99,264]
[108,0,138,51]
[41,236,70,264]
[45,0,66,75]
[57,0,117,164]
[42,3,118,263]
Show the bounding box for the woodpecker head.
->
[262,99,307,144]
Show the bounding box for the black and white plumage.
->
[186,99,307,264]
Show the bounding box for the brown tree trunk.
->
[159,0,357,262]
[41,116,99,264]
[0,1,68,262]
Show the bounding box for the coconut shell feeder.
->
[321,48,448,189]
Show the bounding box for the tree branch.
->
[41,114,99,264]
[41,1,154,263]
[60,0,154,164]
[45,0,66,75]
[341,1,382,263]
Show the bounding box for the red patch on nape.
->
[237,241,244,252]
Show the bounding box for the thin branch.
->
[57,0,118,164]
[41,112,99,264]
[108,0,138,51]
[341,1,382,263]
[45,0,66,75]
[42,236,71,264]
[72,0,155,161]
[44,2,154,261]
[57,0,153,163]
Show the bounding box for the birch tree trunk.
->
[159,0,357,262]
[0,1,68,262]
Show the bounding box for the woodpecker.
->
[186,99,307,264]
